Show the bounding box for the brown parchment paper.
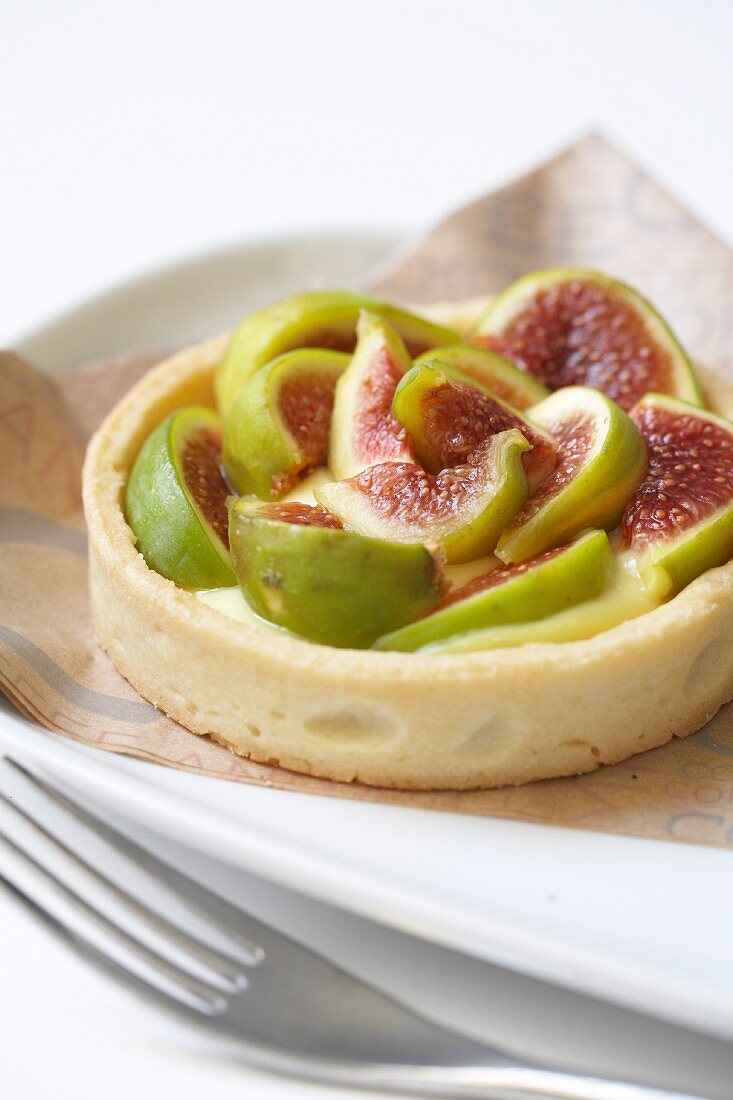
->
[2,133,733,849]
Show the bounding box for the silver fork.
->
[0,755,711,1100]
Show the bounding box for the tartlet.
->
[82,297,733,790]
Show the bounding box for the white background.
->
[3,0,733,342]
[2,2,733,1097]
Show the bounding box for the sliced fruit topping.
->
[222,348,349,500]
[328,311,416,480]
[621,394,733,599]
[125,407,235,589]
[248,501,341,527]
[392,360,557,492]
[496,387,646,564]
[374,529,612,652]
[316,429,530,564]
[412,564,658,654]
[215,290,458,416]
[413,344,549,409]
[472,268,703,412]
[228,499,444,648]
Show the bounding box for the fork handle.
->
[454,1065,704,1099]
[333,1062,711,1100]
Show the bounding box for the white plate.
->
[11,231,397,370]
[4,233,732,1042]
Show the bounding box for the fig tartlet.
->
[82,276,733,790]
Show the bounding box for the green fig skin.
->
[317,428,531,565]
[622,394,733,600]
[413,345,549,409]
[228,500,445,649]
[215,290,459,417]
[470,267,704,410]
[328,310,415,481]
[636,505,733,601]
[392,360,557,492]
[496,387,647,564]
[125,407,236,589]
[223,349,349,500]
[409,558,658,654]
[374,529,613,652]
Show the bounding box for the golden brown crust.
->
[82,314,733,790]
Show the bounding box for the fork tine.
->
[0,822,226,1016]
[0,784,249,994]
[0,760,256,992]
[2,758,264,964]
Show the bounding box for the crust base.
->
[82,316,733,790]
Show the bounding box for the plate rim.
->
[8,226,401,364]
[2,708,732,1043]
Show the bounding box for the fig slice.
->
[621,394,733,599]
[215,290,458,416]
[496,387,647,564]
[222,348,349,500]
[125,407,236,589]
[471,268,703,412]
[410,565,657,654]
[374,529,613,652]
[413,345,549,409]
[316,428,531,564]
[228,499,444,648]
[392,360,557,492]
[328,310,416,480]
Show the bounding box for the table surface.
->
[3,2,733,1096]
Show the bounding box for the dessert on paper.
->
[3,136,733,846]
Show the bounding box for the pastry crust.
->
[82,308,733,790]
